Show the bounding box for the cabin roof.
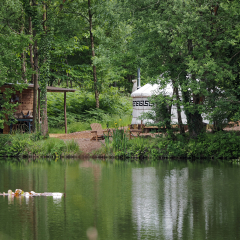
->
[1,83,77,92]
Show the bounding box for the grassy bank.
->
[0,133,81,158]
[3,129,239,160]
[97,130,240,160]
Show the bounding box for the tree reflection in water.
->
[0,160,240,240]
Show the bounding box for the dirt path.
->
[49,127,129,155]
[49,131,105,155]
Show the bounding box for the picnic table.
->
[143,126,160,133]
[129,124,168,139]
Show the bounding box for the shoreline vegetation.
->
[1,93,240,161]
[1,1,240,162]
[95,128,240,161]
[1,127,240,161]
[0,133,81,158]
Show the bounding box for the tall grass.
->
[0,133,81,157]
[31,138,81,156]
[49,114,132,134]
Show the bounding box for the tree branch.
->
[209,29,226,43]
[62,11,89,22]
[7,22,20,34]
[227,50,240,64]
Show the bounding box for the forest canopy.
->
[0,0,240,138]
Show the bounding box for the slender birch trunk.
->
[88,0,99,108]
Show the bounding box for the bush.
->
[0,133,81,157]
[0,134,33,156]
[99,130,240,160]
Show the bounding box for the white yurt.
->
[131,69,209,125]
[131,82,188,125]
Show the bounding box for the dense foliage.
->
[1,0,240,158]
[47,89,132,131]
[121,0,240,138]
[101,130,240,160]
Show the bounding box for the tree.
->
[0,0,31,129]
[118,0,240,138]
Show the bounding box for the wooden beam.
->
[64,92,67,134]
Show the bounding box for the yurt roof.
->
[131,83,173,98]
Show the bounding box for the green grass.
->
[49,114,132,134]
[0,133,81,157]
[47,90,133,131]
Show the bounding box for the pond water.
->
[0,159,239,240]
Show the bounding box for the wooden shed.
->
[0,84,76,134]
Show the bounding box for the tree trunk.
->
[33,39,39,133]
[42,100,48,136]
[65,58,69,87]
[29,16,34,79]
[32,14,39,133]
[175,86,185,135]
[21,51,27,83]
[189,94,203,138]
[88,0,99,108]
[30,11,38,132]
[20,7,27,83]
[41,3,48,136]
[38,89,40,126]
[185,39,203,138]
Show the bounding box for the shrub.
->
[100,130,240,160]
[0,134,81,157]
[0,134,33,157]
[65,139,81,154]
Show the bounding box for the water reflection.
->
[132,167,160,239]
[8,194,14,204]
[0,159,240,240]
[163,168,189,240]
[202,167,214,236]
[131,163,240,240]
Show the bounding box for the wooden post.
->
[64,92,67,134]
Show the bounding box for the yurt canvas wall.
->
[131,83,188,125]
[131,84,159,124]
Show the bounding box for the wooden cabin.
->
[0,84,76,134]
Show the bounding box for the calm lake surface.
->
[0,159,239,240]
